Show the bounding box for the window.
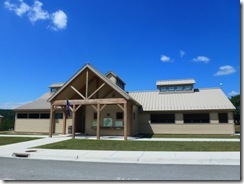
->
[150,114,175,123]
[168,86,175,91]
[184,113,209,123]
[93,112,97,119]
[218,113,228,123]
[116,112,123,119]
[40,113,50,119]
[29,113,40,119]
[17,113,28,119]
[55,113,63,119]
[176,86,183,91]
[160,87,167,92]
[184,85,192,91]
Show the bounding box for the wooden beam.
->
[130,103,133,136]
[124,102,127,141]
[86,69,89,98]
[72,105,76,139]
[91,104,97,111]
[117,104,124,111]
[75,104,82,112]
[88,83,105,99]
[100,104,107,112]
[53,98,127,106]
[62,106,67,135]
[97,103,100,140]
[71,86,86,99]
[49,105,54,137]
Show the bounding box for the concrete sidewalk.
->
[0,135,240,166]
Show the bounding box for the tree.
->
[229,94,240,125]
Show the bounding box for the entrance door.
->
[75,106,86,133]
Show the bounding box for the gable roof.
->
[48,64,140,106]
[129,88,235,111]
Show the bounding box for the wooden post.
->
[72,105,76,139]
[62,107,67,135]
[130,104,133,136]
[49,105,54,137]
[124,102,127,141]
[97,103,100,140]
[86,69,89,98]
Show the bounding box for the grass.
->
[235,125,241,133]
[0,137,40,146]
[37,139,240,152]
[146,134,240,139]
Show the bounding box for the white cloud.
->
[4,0,67,31]
[214,65,236,76]
[160,55,172,62]
[228,91,239,97]
[27,0,49,23]
[50,10,67,30]
[192,56,210,63]
[4,0,30,16]
[180,50,185,58]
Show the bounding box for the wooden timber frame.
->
[48,68,131,140]
[48,98,129,140]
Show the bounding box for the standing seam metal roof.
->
[129,88,235,111]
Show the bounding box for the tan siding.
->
[15,119,49,133]
[210,112,218,124]
[139,123,235,134]
[138,111,235,134]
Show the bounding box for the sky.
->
[0,0,241,109]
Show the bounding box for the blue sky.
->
[0,0,240,109]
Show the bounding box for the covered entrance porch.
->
[49,98,130,140]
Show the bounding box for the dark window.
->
[17,113,28,119]
[151,114,175,123]
[55,113,63,119]
[184,113,209,123]
[93,112,97,119]
[29,113,40,119]
[116,112,123,119]
[184,85,192,91]
[160,87,167,92]
[40,113,50,119]
[176,86,183,91]
[218,113,228,123]
[168,86,175,91]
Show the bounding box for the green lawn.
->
[37,139,240,151]
[0,137,40,146]
[149,134,240,139]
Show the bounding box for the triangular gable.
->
[48,64,140,106]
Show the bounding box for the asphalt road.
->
[0,157,240,181]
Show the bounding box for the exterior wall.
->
[138,111,235,134]
[15,119,50,133]
[85,105,124,136]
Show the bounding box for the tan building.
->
[14,64,236,139]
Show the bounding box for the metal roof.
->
[156,79,196,86]
[129,88,235,111]
[49,83,64,88]
[14,93,53,111]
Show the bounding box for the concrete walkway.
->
[0,134,240,166]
